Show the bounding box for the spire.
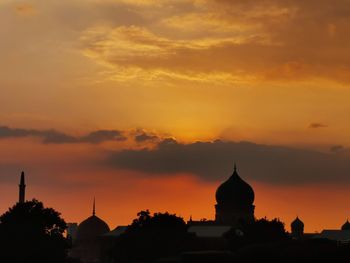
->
[92,197,96,216]
[232,162,238,177]
[19,171,26,203]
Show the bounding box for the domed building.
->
[341,219,350,230]
[291,217,304,239]
[215,164,255,226]
[72,199,110,263]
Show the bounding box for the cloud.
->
[330,145,344,153]
[80,24,258,83]
[0,126,126,144]
[5,0,350,87]
[309,123,328,129]
[107,139,350,185]
[79,24,268,83]
[41,131,78,144]
[15,4,37,16]
[134,132,159,142]
[78,0,350,84]
[0,126,41,138]
[79,130,126,144]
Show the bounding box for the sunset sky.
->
[1,0,350,232]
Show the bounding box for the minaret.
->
[92,197,96,216]
[19,171,26,203]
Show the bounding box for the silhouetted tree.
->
[225,217,288,249]
[112,210,189,262]
[0,199,69,263]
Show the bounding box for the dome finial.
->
[234,162,237,172]
[93,197,96,216]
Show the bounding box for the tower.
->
[215,164,255,226]
[291,217,304,239]
[19,171,26,203]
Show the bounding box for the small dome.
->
[76,199,110,242]
[291,217,304,228]
[216,164,254,207]
[76,215,110,241]
[341,220,350,230]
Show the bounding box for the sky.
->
[1,0,350,232]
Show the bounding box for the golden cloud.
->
[15,3,37,16]
[77,0,350,84]
[80,25,262,83]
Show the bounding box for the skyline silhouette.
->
[3,167,350,263]
[7,167,350,234]
[1,0,350,235]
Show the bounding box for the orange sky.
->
[0,137,350,233]
[1,0,350,232]
[1,169,350,233]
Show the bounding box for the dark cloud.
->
[0,126,126,144]
[42,130,78,144]
[330,145,344,153]
[80,130,126,144]
[134,132,159,143]
[309,123,328,129]
[0,126,41,137]
[107,139,350,185]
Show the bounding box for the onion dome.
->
[341,220,350,230]
[76,198,110,242]
[215,164,254,207]
[291,217,304,228]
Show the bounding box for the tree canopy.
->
[0,199,69,263]
[111,210,189,262]
[225,217,288,249]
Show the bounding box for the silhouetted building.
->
[291,216,304,239]
[184,163,255,241]
[102,226,127,238]
[188,225,232,238]
[315,230,350,244]
[19,171,26,203]
[311,219,350,245]
[72,198,110,263]
[67,223,78,241]
[341,220,350,230]
[215,164,255,226]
